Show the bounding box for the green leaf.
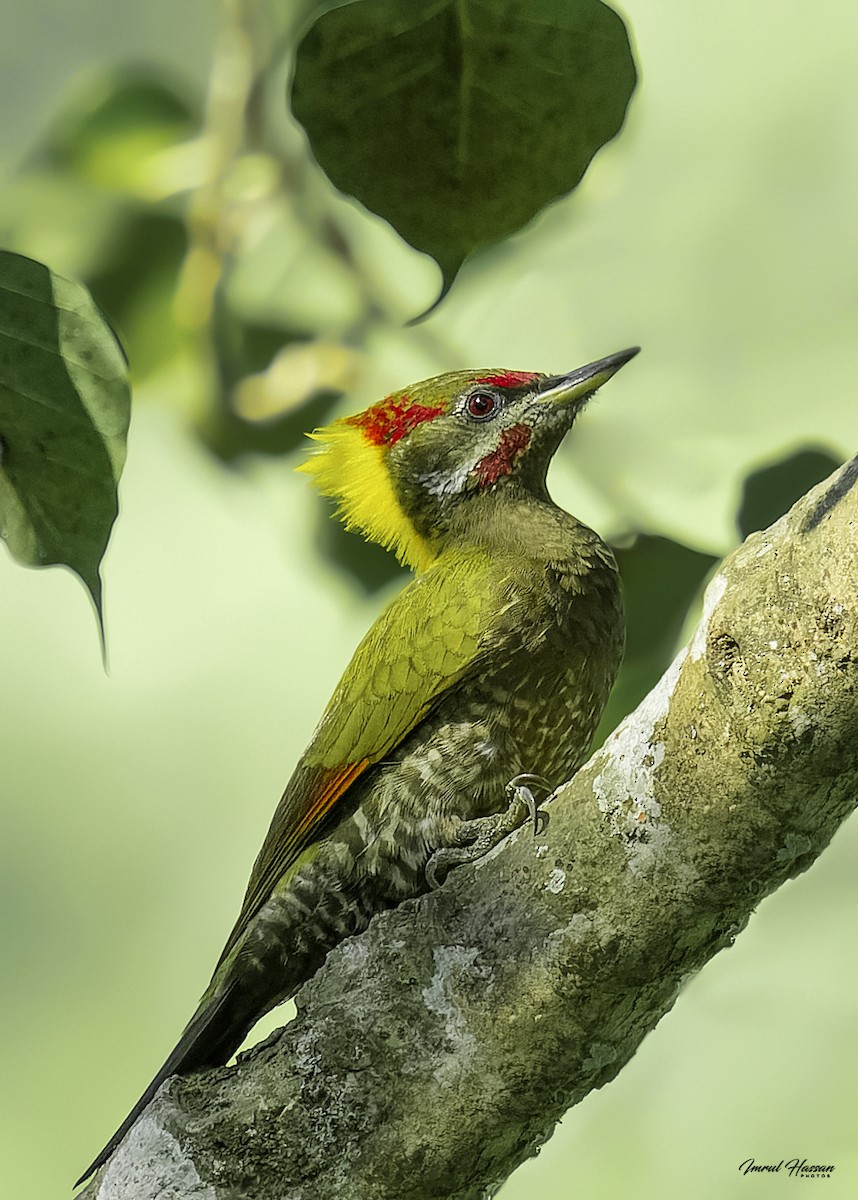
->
[594,536,718,744]
[36,67,199,197]
[291,0,636,286]
[0,251,130,635]
[737,449,842,540]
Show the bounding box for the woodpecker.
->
[77,347,637,1185]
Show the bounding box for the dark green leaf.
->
[0,251,130,634]
[738,448,842,539]
[594,536,718,744]
[292,0,636,286]
[35,67,198,194]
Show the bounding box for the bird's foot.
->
[425,773,553,889]
[506,773,552,836]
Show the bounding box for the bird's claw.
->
[505,773,552,836]
[425,849,457,890]
[425,773,553,888]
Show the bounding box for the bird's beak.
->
[536,347,640,410]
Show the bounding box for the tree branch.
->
[83,458,858,1200]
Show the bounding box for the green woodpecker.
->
[77,347,638,1185]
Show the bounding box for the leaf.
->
[37,67,199,198]
[291,0,636,287]
[0,251,130,636]
[737,449,842,540]
[594,536,718,744]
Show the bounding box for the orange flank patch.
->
[295,759,371,841]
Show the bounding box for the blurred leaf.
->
[595,449,842,744]
[35,68,199,198]
[201,388,344,463]
[0,179,189,389]
[198,281,363,462]
[737,447,841,539]
[232,340,362,423]
[316,498,406,595]
[291,0,636,287]
[0,252,130,633]
[0,171,130,283]
[224,197,365,335]
[86,210,189,379]
[0,68,200,390]
[594,536,718,743]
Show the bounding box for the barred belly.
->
[231,620,618,1019]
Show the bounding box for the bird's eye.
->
[465,391,499,420]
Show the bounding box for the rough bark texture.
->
[83,458,858,1200]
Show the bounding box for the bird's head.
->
[299,348,639,572]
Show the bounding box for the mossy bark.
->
[83,458,858,1200]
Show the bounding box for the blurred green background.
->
[1,1,857,1197]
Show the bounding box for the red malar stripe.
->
[475,423,531,486]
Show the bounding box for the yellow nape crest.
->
[298,418,436,573]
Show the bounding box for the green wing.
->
[218,548,525,962]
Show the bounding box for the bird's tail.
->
[74,981,251,1189]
